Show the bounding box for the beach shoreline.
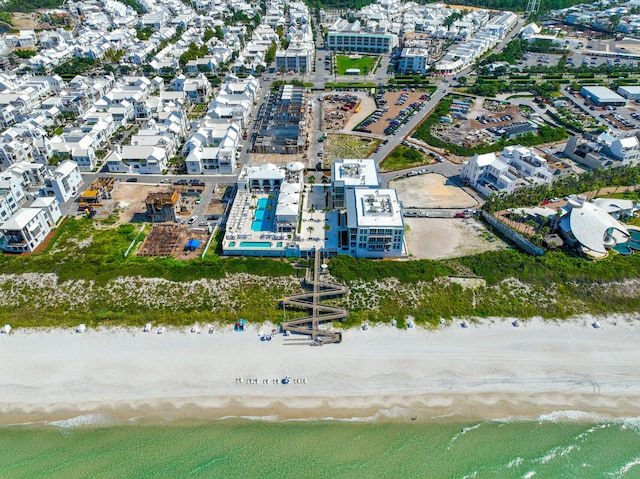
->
[2,315,640,426]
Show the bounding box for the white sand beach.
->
[1,316,640,424]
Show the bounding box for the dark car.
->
[126,178,138,182]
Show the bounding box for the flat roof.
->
[31,197,56,208]
[581,86,625,103]
[617,86,640,94]
[346,188,403,228]
[332,159,379,188]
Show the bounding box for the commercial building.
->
[331,158,380,209]
[326,19,398,53]
[222,159,406,259]
[617,86,640,101]
[397,48,430,74]
[580,86,626,107]
[253,85,310,155]
[275,44,313,73]
[344,188,404,258]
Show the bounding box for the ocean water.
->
[1,413,640,478]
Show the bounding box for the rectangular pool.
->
[251,197,274,232]
[239,241,272,248]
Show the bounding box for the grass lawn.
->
[324,134,380,164]
[336,55,377,76]
[379,145,432,172]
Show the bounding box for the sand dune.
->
[1,315,640,424]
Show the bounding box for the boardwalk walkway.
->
[281,249,348,345]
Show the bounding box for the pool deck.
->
[222,185,332,257]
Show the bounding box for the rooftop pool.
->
[239,241,272,248]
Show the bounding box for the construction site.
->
[76,177,116,219]
[281,249,348,346]
[432,98,534,148]
[322,94,362,131]
[137,223,213,259]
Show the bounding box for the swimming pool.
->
[239,241,272,248]
[251,197,274,231]
[614,244,632,255]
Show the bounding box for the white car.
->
[188,215,198,224]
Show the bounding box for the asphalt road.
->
[71,20,532,216]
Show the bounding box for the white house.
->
[0,207,52,253]
[460,152,517,197]
[104,146,168,174]
[41,160,83,203]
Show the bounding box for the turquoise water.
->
[251,197,273,231]
[613,229,640,255]
[239,241,271,248]
[2,415,640,478]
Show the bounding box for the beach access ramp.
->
[281,249,348,345]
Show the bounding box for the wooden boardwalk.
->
[281,249,348,345]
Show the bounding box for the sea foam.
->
[46,413,120,428]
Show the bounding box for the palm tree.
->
[307,225,315,239]
[308,175,316,187]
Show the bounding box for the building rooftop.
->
[332,158,379,188]
[566,199,629,253]
[1,208,40,230]
[347,188,403,228]
[581,86,626,103]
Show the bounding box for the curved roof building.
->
[561,198,630,254]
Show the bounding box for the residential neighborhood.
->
[0,0,640,260]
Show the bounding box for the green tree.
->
[265,41,277,64]
[203,28,215,42]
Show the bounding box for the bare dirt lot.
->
[111,182,169,223]
[391,174,478,209]
[404,217,508,259]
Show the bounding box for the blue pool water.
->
[614,244,632,255]
[613,230,640,255]
[239,241,271,248]
[251,198,274,231]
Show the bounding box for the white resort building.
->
[222,159,406,259]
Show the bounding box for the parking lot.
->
[564,89,640,132]
[354,89,429,136]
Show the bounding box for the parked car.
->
[126,178,138,182]
[188,215,198,224]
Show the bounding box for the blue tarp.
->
[184,239,201,251]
